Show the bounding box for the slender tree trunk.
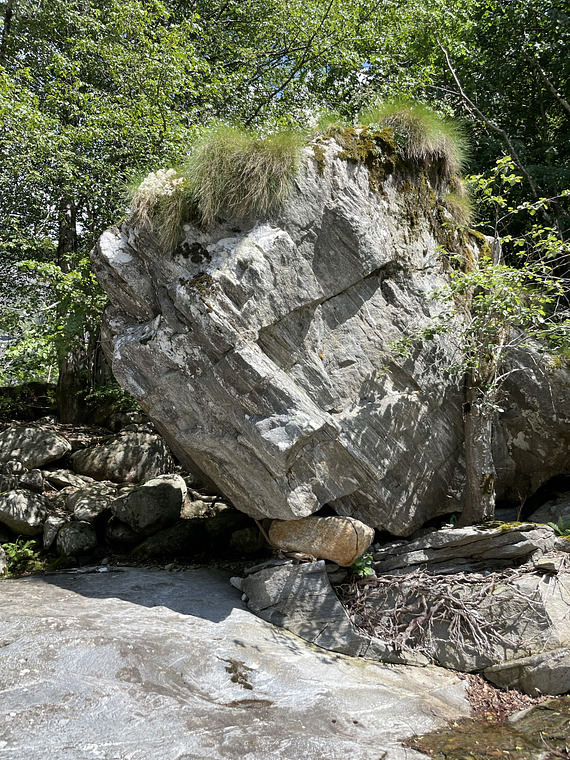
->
[458,374,496,527]
[55,198,91,423]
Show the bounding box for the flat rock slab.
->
[0,567,470,760]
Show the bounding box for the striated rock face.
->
[92,136,569,535]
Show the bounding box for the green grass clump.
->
[183,125,304,229]
[359,100,468,180]
[127,126,304,245]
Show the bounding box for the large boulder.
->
[71,430,174,483]
[0,425,71,468]
[0,490,48,535]
[92,134,570,535]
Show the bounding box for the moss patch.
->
[323,125,398,194]
[312,143,326,174]
[224,658,254,690]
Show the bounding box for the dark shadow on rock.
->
[38,565,246,623]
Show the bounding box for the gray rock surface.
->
[110,473,186,535]
[0,425,71,468]
[233,560,426,666]
[56,521,98,556]
[234,550,570,695]
[93,137,570,535]
[494,352,570,504]
[485,647,570,696]
[0,544,5,576]
[43,515,67,550]
[0,490,49,535]
[18,468,44,493]
[529,492,570,526]
[44,468,92,489]
[71,430,174,483]
[372,523,557,575]
[0,567,470,760]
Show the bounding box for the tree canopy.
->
[0,0,568,427]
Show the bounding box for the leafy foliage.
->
[351,552,375,578]
[1,538,44,577]
[547,518,570,537]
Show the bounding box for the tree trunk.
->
[457,377,496,527]
[54,197,91,423]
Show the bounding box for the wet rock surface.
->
[406,696,570,760]
[0,566,471,760]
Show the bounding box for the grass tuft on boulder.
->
[359,100,468,180]
[183,125,304,229]
[127,126,304,245]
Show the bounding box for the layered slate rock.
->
[268,515,375,566]
[371,523,557,575]
[92,136,570,535]
[0,425,71,469]
[92,138,469,535]
[232,559,425,665]
[71,430,174,483]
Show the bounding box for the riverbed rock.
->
[0,425,71,468]
[0,567,471,760]
[0,490,49,535]
[71,430,175,483]
[269,515,375,566]
[485,647,570,696]
[56,521,98,556]
[110,473,186,535]
[232,559,427,665]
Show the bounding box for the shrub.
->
[359,100,468,180]
[183,125,304,228]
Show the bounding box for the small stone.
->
[43,515,67,550]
